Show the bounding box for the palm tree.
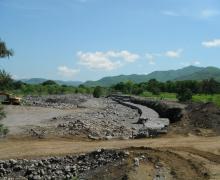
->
[0,39,13,58]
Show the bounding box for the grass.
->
[140,91,220,107]
[192,94,220,107]
[140,91,177,101]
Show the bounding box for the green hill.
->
[175,66,220,81]
[20,78,82,86]
[83,66,205,87]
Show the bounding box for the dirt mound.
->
[187,103,220,134]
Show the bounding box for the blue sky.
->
[0,0,220,82]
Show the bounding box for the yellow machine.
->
[0,92,21,105]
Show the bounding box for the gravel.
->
[0,149,126,179]
[23,94,92,109]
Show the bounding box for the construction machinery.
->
[0,92,21,105]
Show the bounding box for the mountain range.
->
[83,66,220,86]
[20,78,82,86]
[20,66,220,87]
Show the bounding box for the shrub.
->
[151,87,161,95]
[42,80,57,86]
[93,86,103,98]
[0,124,9,137]
[176,88,192,102]
[0,106,8,137]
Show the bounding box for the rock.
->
[13,165,22,171]
[124,151,130,156]
[0,167,6,174]
[134,158,140,166]
[40,169,45,176]
[9,159,17,165]
[105,135,113,140]
[33,175,41,180]
[88,134,100,140]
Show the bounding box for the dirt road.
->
[0,135,219,159]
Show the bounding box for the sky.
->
[0,0,220,82]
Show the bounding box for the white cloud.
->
[77,50,139,70]
[162,10,180,17]
[162,9,220,19]
[193,61,201,65]
[12,74,19,80]
[58,66,80,78]
[180,61,201,67]
[200,9,220,18]
[202,39,220,48]
[165,49,183,58]
[145,53,156,65]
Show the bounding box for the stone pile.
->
[0,149,125,179]
[23,94,92,109]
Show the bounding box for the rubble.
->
[23,94,92,109]
[0,149,126,179]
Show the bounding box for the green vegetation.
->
[93,86,104,98]
[176,88,193,102]
[83,66,220,87]
[21,78,82,86]
[140,92,177,100]
[140,92,220,107]
[111,78,220,106]
[0,40,11,137]
[0,39,13,58]
[193,94,220,107]
[0,106,9,137]
[0,124,9,137]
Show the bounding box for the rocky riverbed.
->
[3,95,143,139]
[35,98,141,139]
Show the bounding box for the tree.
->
[147,79,161,95]
[0,70,13,90]
[0,39,13,58]
[201,78,220,94]
[42,80,57,86]
[93,86,103,98]
[176,88,192,102]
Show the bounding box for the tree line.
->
[111,79,220,101]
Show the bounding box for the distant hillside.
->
[19,66,220,87]
[175,67,220,81]
[20,78,82,86]
[83,66,205,87]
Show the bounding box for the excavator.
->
[0,92,21,105]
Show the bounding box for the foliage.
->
[41,80,57,86]
[0,106,8,137]
[192,94,220,107]
[0,124,9,137]
[0,39,13,58]
[0,106,5,120]
[112,78,220,96]
[93,86,103,98]
[0,70,13,90]
[176,88,193,102]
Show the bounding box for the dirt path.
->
[0,135,219,159]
